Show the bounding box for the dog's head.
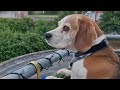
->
[45,14,103,52]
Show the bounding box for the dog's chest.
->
[71,59,87,79]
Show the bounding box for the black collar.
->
[68,38,109,69]
[75,38,109,58]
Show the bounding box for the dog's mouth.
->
[45,39,66,49]
[45,39,52,46]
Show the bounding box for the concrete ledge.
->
[0,49,57,78]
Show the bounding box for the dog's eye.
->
[63,26,69,31]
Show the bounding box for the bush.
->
[0,18,35,33]
[0,11,84,62]
[35,20,57,34]
[0,18,56,62]
[99,11,120,34]
[0,30,52,62]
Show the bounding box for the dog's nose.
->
[45,33,52,39]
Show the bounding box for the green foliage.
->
[99,11,120,34]
[0,18,35,33]
[0,30,51,62]
[54,73,70,79]
[22,17,35,30]
[0,17,55,62]
[0,11,84,62]
[35,20,57,34]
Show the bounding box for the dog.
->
[45,14,120,79]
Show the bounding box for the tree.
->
[55,11,83,22]
[99,11,120,34]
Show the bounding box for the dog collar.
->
[68,38,109,69]
[75,38,109,58]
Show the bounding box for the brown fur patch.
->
[74,15,97,52]
[84,46,119,79]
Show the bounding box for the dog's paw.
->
[45,76,63,79]
[57,68,71,77]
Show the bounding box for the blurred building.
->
[85,11,103,23]
[0,11,28,18]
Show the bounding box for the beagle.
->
[45,14,120,79]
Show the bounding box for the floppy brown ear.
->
[75,17,97,52]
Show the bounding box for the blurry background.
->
[0,11,119,63]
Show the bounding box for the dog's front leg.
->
[57,68,71,77]
[45,68,71,79]
[45,76,63,79]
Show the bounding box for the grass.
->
[27,15,58,21]
[27,15,58,18]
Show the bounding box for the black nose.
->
[45,33,52,39]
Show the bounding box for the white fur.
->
[56,59,87,79]
[45,76,63,79]
[71,59,87,79]
[46,15,76,50]
[58,15,71,25]
[57,68,71,77]
[45,58,87,79]
[93,35,106,45]
[46,27,73,49]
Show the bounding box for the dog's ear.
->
[75,16,97,52]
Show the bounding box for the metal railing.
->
[1,49,70,79]
[106,35,120,40]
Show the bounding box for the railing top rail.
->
[0,49,70,79]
